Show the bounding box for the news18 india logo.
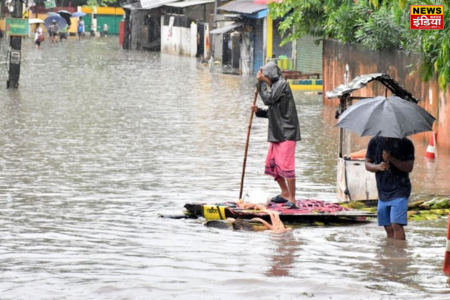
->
[410,5,444,30]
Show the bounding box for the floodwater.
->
[0,37,450,300]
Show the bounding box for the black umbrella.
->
[336,95,435,138]
[57,10,72,28]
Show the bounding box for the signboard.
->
[140,0,177,9]
[44,0,56,9]
[410,5,444,30]
[10,51,21,65]
[5,18,29,36]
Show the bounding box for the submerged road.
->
[0,37,449,299]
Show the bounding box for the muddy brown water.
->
[0,37,449,299]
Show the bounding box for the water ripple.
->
[0,37,448,300]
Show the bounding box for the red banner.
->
[410,5,444,30]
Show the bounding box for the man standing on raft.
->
[251,62,301,207]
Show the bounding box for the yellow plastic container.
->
[202,205,227,220]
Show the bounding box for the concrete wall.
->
[161,15,196,57]
[323,39,450,149]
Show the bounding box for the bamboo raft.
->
[159,198,450,230]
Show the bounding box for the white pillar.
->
[190,22,197,57]
[91,6,97,34]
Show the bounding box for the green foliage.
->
[416,4,450,89]
[87,0,118,7]
[0,0,121,8]
[354,4,403,50]
[269,0,333,44]
[67,0,121,7]
[325,0,371,43]
[270,0,450,89]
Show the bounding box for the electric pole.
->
[7,0,23,89]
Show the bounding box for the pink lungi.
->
[264,141,296,180]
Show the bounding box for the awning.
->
[122,2,142,10]
[139,0,177,10]
[326,73,418,103]
[210,22,243,34]
[165,0,215,8]
[218,1,267,14]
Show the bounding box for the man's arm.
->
[255,67,286,106]
[257,81,286,106]
[382,151,414,173]
[365,157,389,173]
[250,104,268,118]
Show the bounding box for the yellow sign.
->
[411,5,443,15]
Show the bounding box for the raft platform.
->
[172,199,376,226]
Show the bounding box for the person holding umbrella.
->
[34,23,43,49]
[365,136,414,240]
[335,95,435,240]
[59,24,68,41]
[49,19,59,43]
[250,62,301,207]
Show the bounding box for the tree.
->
[87,0,121,7]
[270,0,450,89]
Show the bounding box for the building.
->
[122,0,214,57]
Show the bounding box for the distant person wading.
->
[49,19,59,43]
[78,17,85,40]
[34,23,43,49]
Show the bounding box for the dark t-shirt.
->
[366,136,415,200]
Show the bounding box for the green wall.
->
[82,15,122,35]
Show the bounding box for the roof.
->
[140,0,178,10]
[165,0,215,7]
[210,22,243,34]
[326,73,418,103]
[121,2,142,10]
[218,0,267,14]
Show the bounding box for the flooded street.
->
[1,37,450,299]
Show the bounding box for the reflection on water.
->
[265,233,301,277]
[372,239,413,295]
[0,37,449,299]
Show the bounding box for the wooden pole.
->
[239,88,259,199]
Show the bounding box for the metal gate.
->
[295,35,322,74]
